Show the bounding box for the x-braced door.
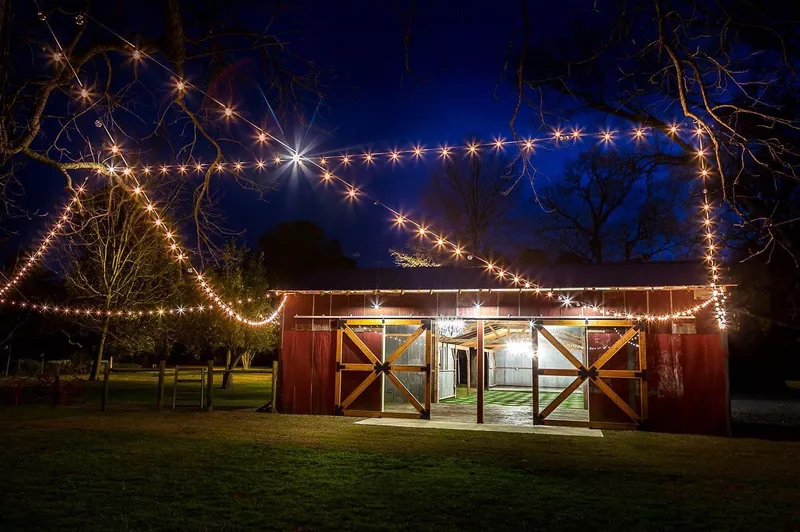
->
[334,319,432,419]
[534,320,648,429]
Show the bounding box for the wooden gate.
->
[334,319,432,419]
[534,320,648,430]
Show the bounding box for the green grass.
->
[47,369,272,410]
[0,407,798,531]
[442,388,585,409]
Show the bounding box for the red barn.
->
[276,262,732,435]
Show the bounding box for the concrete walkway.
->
[356,417,603,437]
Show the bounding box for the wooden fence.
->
[100,360,279,413]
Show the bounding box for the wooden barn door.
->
[534,320,648,429]
[334,319,432,419]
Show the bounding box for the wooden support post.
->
[156,359,165,411]
[270,359,279,413]
[639,331,648,424]
[477,320,484,424]
[531,327,539,425]
[432,325,439,404]
[101,363,110,412]
[200,368,205,409]
[206,360,214,412]
[465,348,471,396]
[424,324,432,419]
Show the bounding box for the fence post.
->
[206,360,214,412]
[156,359,166,411]
[52,364,61,407]
[101,364,110,412]
[270,359,279,413]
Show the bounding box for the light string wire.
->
[22,10,724,326]
[13,6,286,326]
[696,131,728,329]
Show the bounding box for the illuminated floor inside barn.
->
[385,388,589,426]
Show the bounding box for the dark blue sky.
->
[217,0,583,265]
[12,0,623,267]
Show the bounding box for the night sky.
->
[224,0,577,266]
[13,0,614,267]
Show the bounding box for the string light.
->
[31,16,728,326]
[0,178,88,297]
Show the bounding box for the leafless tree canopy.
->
[533,150,691,263]
[510,0,800,261]
[0,0,321,257]
[58,177,185,378]
[423,156,516,256]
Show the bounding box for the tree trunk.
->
[221,348,245,389]
[89,314,111,381]
[241,352,254,370]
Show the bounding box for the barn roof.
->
[277,261,724,293]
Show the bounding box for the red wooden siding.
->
[646,334,729,435]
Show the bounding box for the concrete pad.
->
[355,418,603,437]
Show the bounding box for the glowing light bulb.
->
[224,107,233,117]
[257,133,267,143]
[390,151,400,161]
[176,80,185,91]
[80,88,89,99]
[467,144,478,155]
[418,227,426,235]
[634,128,645,138]
[524,140,534,150]
[291,152,301,164]
[234,162,242,171]
[436,238,445,247]
[111,145,119,154]
[602,132,613,142]
[143,166,152,174]
[364,153,374,163]
[53,52,63,62]
[160,166,168,174]
[320,157,327,165]
[195,163,203,172]
[342,155,351,164]
[440,146,450,157]
[122,167,132,176]
[256,160,265,169]
[395,215,405,225]
[347,188,357,198]
[669,124,679,135]
[178,165,187,173]
[274,156,282,164]
[414,146,424,157]
[132,49,142,60]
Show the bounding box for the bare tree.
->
[533,150,691,263]
[423,156,515,256]
[508,0,800,261]
[0,0,321,260]
[59,178,184,380]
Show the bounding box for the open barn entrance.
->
[437,320,589,425]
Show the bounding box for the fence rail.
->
[100,360,279,413]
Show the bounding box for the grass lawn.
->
[54,368,273,410]
[1,407,799,531]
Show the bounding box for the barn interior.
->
[433,320,590,425]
